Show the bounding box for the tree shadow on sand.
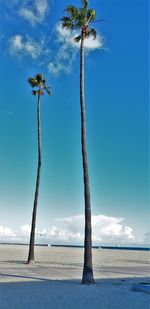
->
[0,277,149,309]
[0,260,27,265]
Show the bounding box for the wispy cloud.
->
[8,20,103,75]
[48,23,104,75]
[19,0,48,27]
[48,24,78,75]
[8,34,50,59]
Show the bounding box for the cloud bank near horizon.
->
[0,214,144,245]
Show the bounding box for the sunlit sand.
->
[0,245,149,308]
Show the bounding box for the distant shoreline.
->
[100,245,150,251]
[0,243,149,251]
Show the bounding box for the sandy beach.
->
[0,245,149,308]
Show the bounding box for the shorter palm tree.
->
[27,73,51,264]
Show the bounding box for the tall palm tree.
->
[61,0,97,284]
[27,73,51,264]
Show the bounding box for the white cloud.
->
[84,36,103,49]
[0,226,16,239]
[19,8,38,27]
[0,214,135,244]
[20,225,31,237]
[38,226,83,243]
[9,35,49,59]
[36,0,48,16]
[56,24,103,50]
[36,214,134,245]
[48,25,78,75]
[48,23,103,75]
[19,0,48,27]
[92,215,134,242]
[52,214,134,244]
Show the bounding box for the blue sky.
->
[0,0,149,245]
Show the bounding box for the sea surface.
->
[1,243,149,251]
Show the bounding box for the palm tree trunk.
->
[27,94,42,264]
[80,34,95,284]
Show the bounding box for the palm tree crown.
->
[28,73,52,97]
[61,0,97,42]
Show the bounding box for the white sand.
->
[0,245,149,308]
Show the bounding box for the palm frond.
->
[61,16,74,29]
[35,74,43,83]
[60,16,72,22]
[74,35,81,42]
[65,5,79,20]
[89,27,97,39]
[87,9,96,23]
[79,6,87,21]
[81,0,88,9]
[28,73,51,98]
[75,14,86,29]
[93,18,107,23]
[61,0,99,42]
[44,86,52,96]
[42,78,46,85]
[32,90,37,96]
[28,77,38,88]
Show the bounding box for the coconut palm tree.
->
[61,0,97,284]
[27,73,51,264]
